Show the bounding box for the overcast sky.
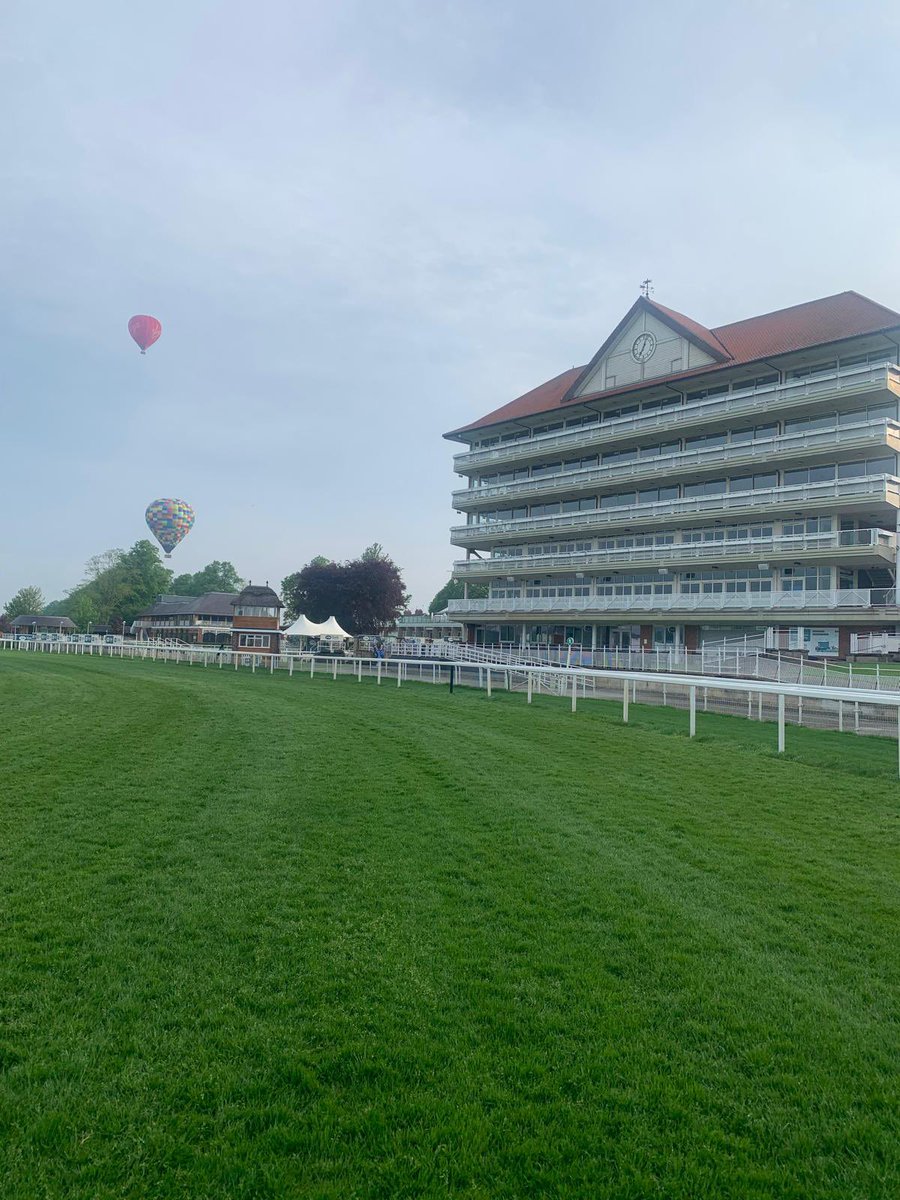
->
[3,1,900,609]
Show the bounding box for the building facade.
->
[132,593,238,644]
[444,291,900,655]
[230,584,283,656]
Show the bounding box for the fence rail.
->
[4,637,900,773]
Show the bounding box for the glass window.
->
[837,461,865,480]
[685,432,727,450]
[867,455,896,475]
[809,464,836,483]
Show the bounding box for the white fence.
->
[4,637,900,772]
[380,637,900,691]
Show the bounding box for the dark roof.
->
[10,615,76,629]
[446,290,900,438]
[136,592,239,619]
[233,584,282,608]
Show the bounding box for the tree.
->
[171,561,245,595]
[429,577,487,614]
[282,548,409,633]
[4,586,45,620]
[67,591,100,633]
[116,541,173,622]
[361,543,388,562]
[49,540,173,627]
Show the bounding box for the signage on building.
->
[789,626,840,656]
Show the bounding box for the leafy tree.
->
[170,561,245,596]
[360,543,388,562]
[50,540,173,627]
[116,541,173,622]
[429,577,487,614]
[67,591,100,633]
[4,585,45,620]
[282,548,409,633]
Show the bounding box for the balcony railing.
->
[451,475,900,544]
[452,362,900,471]
[453,419,900,509]
[453,528,896,577]
[446,589,899,617]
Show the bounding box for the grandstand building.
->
[132,593,237,644]
[444,291,900,655]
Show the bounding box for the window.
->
[685,384,728,402]
[788,360,837,379]
[684,479,726,498]
[531,461,563,479]
[600,491,637,509]
[238,633,270,648]
[684,432,727,450]
[602,448,638,466]
[781,567,832,592]
[638,486,678,504]
[235,605,277,617]
[640,440,681,458]
[731,373,779,392]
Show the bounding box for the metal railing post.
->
[571,673,577,713]
[527,672,533,704]
[689,686,696,738]
[486,668,492,698]
[623,678,629,723]
[777,694,785,752]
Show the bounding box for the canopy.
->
[282,614,352,639]
[319,615,352,639]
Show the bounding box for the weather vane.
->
[640,278,654,299]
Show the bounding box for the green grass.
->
[1,652,899,1199]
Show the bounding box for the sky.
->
[3,0,900,610]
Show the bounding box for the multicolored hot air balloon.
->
[145,498,194,558]
[128,314,162,354]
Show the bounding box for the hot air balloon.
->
[145,498,194,558]
[128,314,162,354]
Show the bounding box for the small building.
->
[394,612,464,641]
[132,593,238,644]
[231,584,283,656]
[10,615,76,637]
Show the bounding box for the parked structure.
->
[445,290,900,654]
[132,593,238,644]
[230,584,283,656]
[10,615,76,637]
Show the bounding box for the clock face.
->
[631,331,657,363]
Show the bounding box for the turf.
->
[1,652,898,1199]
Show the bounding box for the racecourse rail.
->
[4,636,900,774]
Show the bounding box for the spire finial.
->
[640,278,653,299]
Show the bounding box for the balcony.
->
[452,362,900,472]
[453,419,900,510]
[446,589,900,619]
[453,528,896,578]
[451,475,900,547]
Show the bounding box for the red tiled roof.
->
[446,291,900,439]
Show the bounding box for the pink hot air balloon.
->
[128,315,162,354]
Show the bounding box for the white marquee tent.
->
[282,614,352,640]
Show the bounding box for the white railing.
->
[851,632,900,655]
[380,636,900,692]
[5,638,900,764]
[454,419,900,508]
[452,475,900,544]
[453,361,900,471]
[454,528,896,577]
[447,589,896,617]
